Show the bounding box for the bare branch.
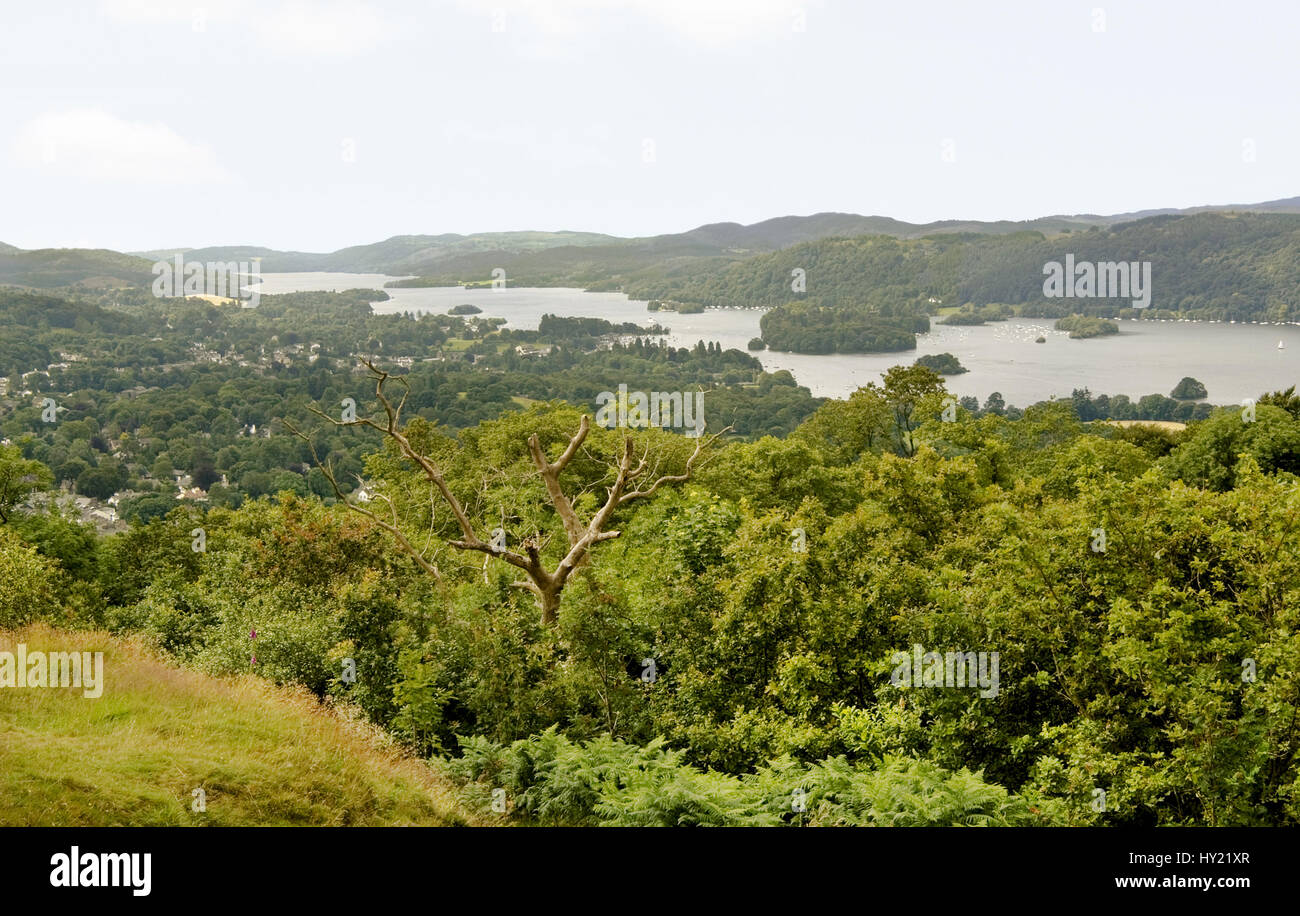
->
[284,363,732,626]
[528,414,590,546]
[282,418,442,579]
[617,423,733,506]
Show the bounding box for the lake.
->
[252,273,1300,407]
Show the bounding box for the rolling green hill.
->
[0,247,156,289]
[0,624,481,826]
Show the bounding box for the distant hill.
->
[678,212,1113,251]
[134,230,620,274]
[637,211,1300,326]
[131,244,306,266]
[1098,195,1300,222]
[128,214,1120,281]
[0,247,155,288]
[5,195,1298,292]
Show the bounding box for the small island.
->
[449,303,482,315]
[747,337,766,351]
[1056,315,1119,339]
[914,352,968,375]
[1170,376,1208,400]
[758,302,927,354]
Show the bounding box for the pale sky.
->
[1,0,1296,251]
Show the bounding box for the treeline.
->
[959,388,1217,424]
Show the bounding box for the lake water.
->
[252,273,1300,407]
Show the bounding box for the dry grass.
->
[1103,420,1188,431]
[0,624,483,826]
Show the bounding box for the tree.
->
[0,444,52,523]
[1162,405,1300,490]
[290,361,730,625]
[119,492,178,524]
[76,463,126,500]
[151,454,174,482]
[1071,388,1098,421]
[881,365,947,457]
[1170,377,1208,400]
[1258,385,1300,419]
[191,451,221,491]
[792,385,892,465]
[0,526,60,627]
[269,471,309,497]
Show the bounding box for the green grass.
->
[0,625,483,826]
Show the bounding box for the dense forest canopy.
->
[4,354,1300,825]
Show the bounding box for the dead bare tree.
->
[286,360,730,625]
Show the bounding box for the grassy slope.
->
[0,625,481,826]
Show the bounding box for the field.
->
[1103,420,1189,431]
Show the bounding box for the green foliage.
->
[0,443,51,523]
[0,525,61,628]
[1161,405,1300,490]
[1258,385,1300,419]
[445,728,1057,826]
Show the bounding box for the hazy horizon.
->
[12,193,1300,257]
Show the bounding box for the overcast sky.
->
[2,0,1296,252]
